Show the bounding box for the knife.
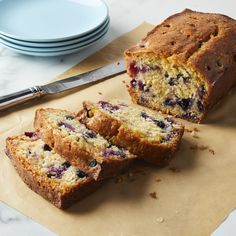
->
[0,59,126,111]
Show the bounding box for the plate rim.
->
[0,23,109,52]
[0,18,110,49]
[1,26,108,56]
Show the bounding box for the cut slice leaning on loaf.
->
[6,133,100,209]
[34,108,136,180]
[125,9,236,123]
[78,100,184,166]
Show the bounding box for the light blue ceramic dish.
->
[1,27,108,56]
[0,22,109,52]
[0,17,110,47]
[0,0,108,42]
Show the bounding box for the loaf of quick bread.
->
[6,133,100,209]
[78,100,184,166]
[125,9,236,123]
[34,108,137,180]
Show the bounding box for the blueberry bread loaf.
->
[34,108,136,180]
[78,100,184,166]
[6,133,100,209]
[125,9,236,123]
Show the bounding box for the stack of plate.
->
[0,0,109,56]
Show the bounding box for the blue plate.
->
[0,0,108,42]
[0,17,109,47]
[1,27,108,57]
[0,23,109,52]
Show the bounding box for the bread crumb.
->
[193,127,199,132]
[190,144,215,156]
[98,92,103,95]
[190,130,199,139]
[199,145,208,150]
[156,217,164,223]
[149,192,158,199]
[122,80,126,84]
[190,144,208,150]
[169,167,181,173]
[185,127,200,133]
[126,85,129,88]
[155,178,162,182]
[190,145,198,150]
[208,149,215,155]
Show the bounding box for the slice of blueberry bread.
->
[34,108,136,180]
[78,100,184,166]
[6,133,101,209]
[125,9,236,123]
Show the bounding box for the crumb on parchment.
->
[193,127,199,132]
[156,217,164,223]
[208,149,215,155]
[155,178,162,182]
[190,130,199,139]
[185,127,200,133]
[199,145,208,150]
[149,192,158,199]
[190,145,198,150]
[190,144,216,155]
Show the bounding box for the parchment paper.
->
[1,22,236,236]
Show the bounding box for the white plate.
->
[0,23,109,52]
[0,17,110,47]
[0,0,108,42]
[1,28,108,57]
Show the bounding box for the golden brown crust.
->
[78,101,184,166]
[6,136,100,209]
[34,108,135,180]
[125,9,236,122]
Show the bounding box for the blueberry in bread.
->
[34,108,136,180]
[78,100,184,166]
[6,133,100,209]
[125,9,236,123]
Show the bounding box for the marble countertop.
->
[0,0,236,235]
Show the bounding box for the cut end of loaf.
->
[125,55,209,123]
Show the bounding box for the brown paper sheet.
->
[1,22,236,236]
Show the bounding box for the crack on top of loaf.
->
[185,24,219,62]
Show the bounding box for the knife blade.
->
[0,59,126,111]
